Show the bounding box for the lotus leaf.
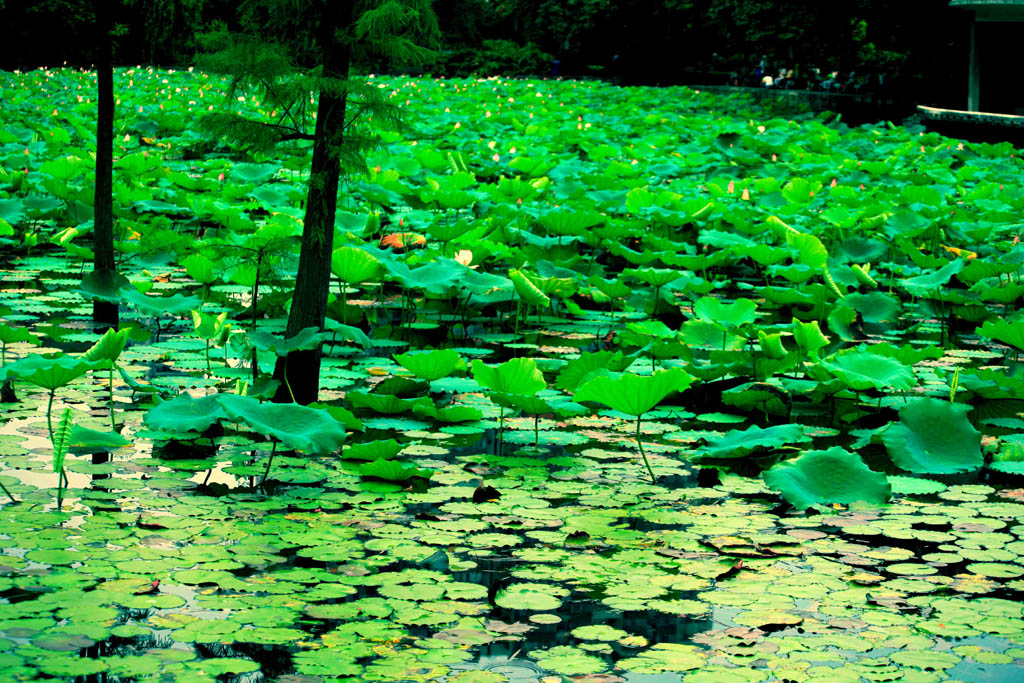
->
[0,323,38,350]
[343,439,404,461]
[785,230,829,270]
[494,582,568,611]
[143,394,227,434]
[472,357,546,396]
[8,353,100,390]
[359,458,433,482]
[692,297,759,327]
[248,326,332,356]
[348,391,431,415]
[394,349,465,381]
[83,328,129,365]
[555,350,636,390]
[883,397,982,474]
[332,246,382,284]
[218,394,346,454]
[573,368,693,416]
[123,288,201,318]
[509,269,550,307]
[69,425,131,452]
[822,349,915,391]
[763,447,891,509]
[902,258,965,297]
[695,423,811,459]
[182,252,218,284]
[978,319,1024,353]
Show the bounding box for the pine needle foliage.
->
[196,0,437,169]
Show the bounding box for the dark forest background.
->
[0,0,971,108]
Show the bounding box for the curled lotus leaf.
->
[821,349,915,391]
[762,447,891,509]
[218,394,346,454]
[695,423,810,460]
[332,246,382,284]
[882,397,982,474]
[359,458,433,482]
[143,393,227,434]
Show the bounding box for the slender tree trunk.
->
[273,1,353,405]
[92,0,118,330]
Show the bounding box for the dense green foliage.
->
[1,0,969,104]
[2,65,1024,680]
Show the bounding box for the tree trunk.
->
[92,0,118,330]
[273,1,353,405]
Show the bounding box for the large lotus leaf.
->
[394,349,465,381]
[902,258,965,297]
[191,310,228,341]
[538,207,604,236]
[821,349,915,391]
[791,318,829,356]
[218,394,345,454]
[555,351,636,391]
[230,163,279,184]
[977,319,1024,353]
[785,231,828,270]
[79,271,132,304]
[8,353,100,390]
[0,198,26,225]
[123,289,201,318]
[132,199,190,215]
[692,297,758,327]
[342,439,403,461]
[411,399,481,422]
[348,391,432,415]
[491,392,588,417]
[359,458,433,482]
[311,403,363,431]
[182,253,219,285]
[845,291,900,324]
[69,425,132,452]
[430,405,483,422]
[509,269,550,307]
[882,397,982,474]
[40,155,85,181]
[625,267,681,288]
[0,323,38,347]
[622,319,676,343]
[472,357,546,396]
[331,246,382,284]
[385,258,464,295]
[83,328,129,365]
[763,447,891,509]
[324,320,372,349]
[144,394,227,434]
[574,369,693,417]
[695,423,811,460]
[248,327,332,356]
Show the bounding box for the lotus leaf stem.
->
[109,367,116,430]
[46,390,55,443]
[0,480,16,504]
[636,415,656,484]
[260,441,278,487]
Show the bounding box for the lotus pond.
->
[2,66,1024,682]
